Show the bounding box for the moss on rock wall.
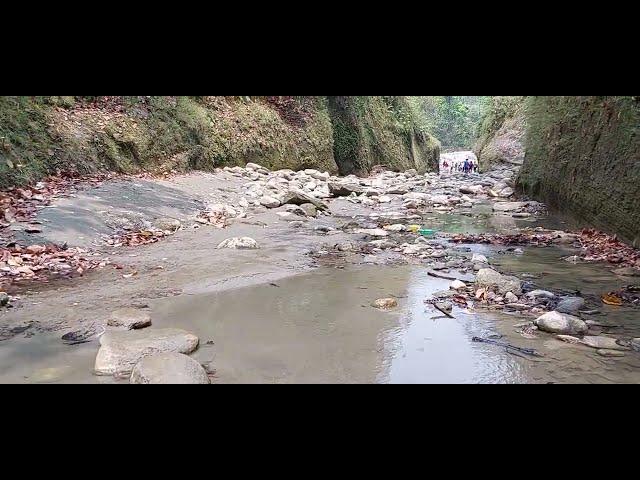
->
[0,96,338,188]
[0,96,439,189]
[474,96,526,170]
[519,96,640,246]
[327,96,440,175]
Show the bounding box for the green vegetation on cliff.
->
[474,96,526,170]
[416,96,486,150]
[327,96,439,175]
[519,96,640,246]
[0,96,440,189]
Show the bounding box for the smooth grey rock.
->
[556,297,586,314]
[130,352,210,384]
[476,268,522,295]
[95,328,200,376]
[534,311,588,335]
[596,349,626,357]
[108,308,152,330]
[526,289,556,300]
[282,188,328,211]
[580,336,629,351]
[299,203,317,217]
[259,196,281,208]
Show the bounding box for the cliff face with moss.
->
[474,96,526,170]
[327,96,440,175]
[0,96,439,188]
[518,96,640,246]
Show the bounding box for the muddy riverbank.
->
[1,155,639,383]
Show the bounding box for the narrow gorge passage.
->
[1,96,638,384]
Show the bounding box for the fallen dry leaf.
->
[601,293,623,306]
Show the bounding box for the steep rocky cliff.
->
[474,96,526,170]
[518,96,640,246]
[0,96,439,188]
[327,96,440,175]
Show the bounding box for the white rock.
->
[505,292,519,303]
[471,253,488,263]
[369,240,396,249]
[216,237,259,249]
[383,224,406,232]
[355,228,389,237]
[259,196,281,208]
[431,194,450,205]
[378,195,392,203]
[246,162,269,172]
[450,280,467,290]
[526,289,556,300]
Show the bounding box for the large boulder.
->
[130,352,210,384]
[475,268,522,295]
[95,328,200,376]
[108,308,152,330]
[282,188,328,211]
[328,181,363,197]
[534,311,588,335]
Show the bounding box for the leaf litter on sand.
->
[0,243,109,288]
[102,229,169,247]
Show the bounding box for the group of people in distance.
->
[442,157,478,174]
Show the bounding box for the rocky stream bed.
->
[1,154,639,383]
